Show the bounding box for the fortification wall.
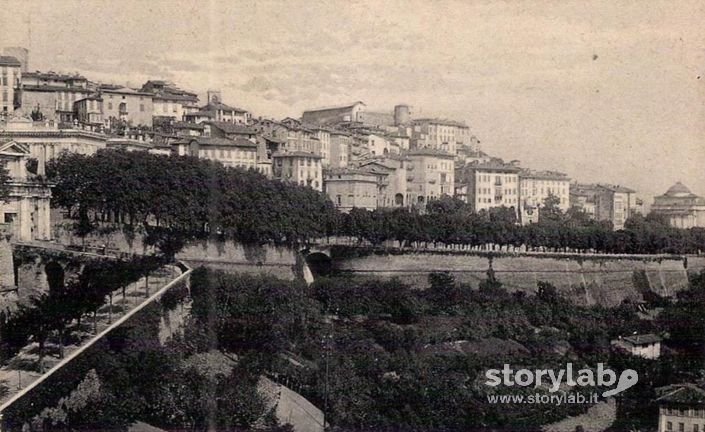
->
[333,250,704,307]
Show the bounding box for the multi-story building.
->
[518,169,571,224]
[204,121,257,142]
[18,71,93,122]
[358,155,408,208]
[140,80,199,121]
[329,131,351,169]
[100,85,154,127]
[651,182,705,228]
[0,117,107,175]
[0,56,21,116]
[172,136,258,170]
[324,168,378,211]
[73,96,103,128]
[410,118,470,156]
[655,383,705,432]
[309,126,331,166]
[0,138,52,241]
[406,149,455,207]
[272,151,323,191]
[184,101,249,124]
[302,101,365,125]
[455,160,520,214]
[570,183,635,230]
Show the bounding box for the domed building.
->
[651,182,705,228]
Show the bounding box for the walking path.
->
[0,265,180,408]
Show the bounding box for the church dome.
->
[665,182,693,197]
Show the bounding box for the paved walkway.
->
[0,266,178,406]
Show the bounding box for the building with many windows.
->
[140,80,199,121]
[172,136,258,170]
[329,131,351,169]
[518,169,571,224]
[650,182,705,228]
[100,85,154,127]
[73,96,103,128]
[0,56,21,116]
[272,151,323,191]
[569,183,636,230]
[455,160,520,214]
[406,148,455,207]
[324,168,378,211]
[656,383,705,432]
[357,155,408,208]
[18,71,92,122]
[410,118,471,156]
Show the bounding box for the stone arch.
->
[45,261,65,295]
[394,193,404,206]
[305,252,332,278]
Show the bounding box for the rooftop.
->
[657,384,705,405]
[405,148,455,159]
[463,160,521,172]
[303,101,365,113]
[596,184,636,194]
[412,118,469,128]
[658,182,701,199]
[622,333,662,346]
[203,101,248,113]
[24,70,87,81]
[176,137,257,148]
[205,121,257,135]
[0,56,21,67]
[272,151,322,159]
[519,169,570,180]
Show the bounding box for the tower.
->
[394,104,411,126]
[207,90,222,104]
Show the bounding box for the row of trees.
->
[338,196,705,254]
[0,256,164,369]
[47,149,338,253]
[46,150,705,255]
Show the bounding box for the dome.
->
[665,182,693,197]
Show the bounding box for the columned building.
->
[0,139,52,241]
[651,182,705,228]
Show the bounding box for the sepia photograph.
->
[0,0,704,431]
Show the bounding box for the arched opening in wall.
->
[395,193,404,206]
[45,261,65,295]
[305,252,332,278]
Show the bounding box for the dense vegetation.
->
[46,149,338,254]
[47,150,705,256]
[2,300,292,432]
[8,267,705,431]
[0,255,164,368]
[339,196,705,255]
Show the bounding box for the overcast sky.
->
[2,0,703,203]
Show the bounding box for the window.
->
[140,104,145,112]
[694,424,699,432]
[667,421,673,431]
[679,423,684,432]
[1,91,6,102]
[108,102,113,110]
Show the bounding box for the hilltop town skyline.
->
[1,0,704,201]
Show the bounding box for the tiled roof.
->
[412,118,468,128]
[622,333,661,345]
[303,101,365,113]
[22,85,92,93]
[519,169,570,181]
[24,71,86,80]
[203,101,248,113]
[100,86,153,96]
[405,148,455,158]
[0,56,22,66]
[175,137,257,148]
[272,151,322,159]
[173,122,205,130]
[184,110,214,118]
[657,384,705,405]
[206,121,256,135]
[597,184,636,193]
